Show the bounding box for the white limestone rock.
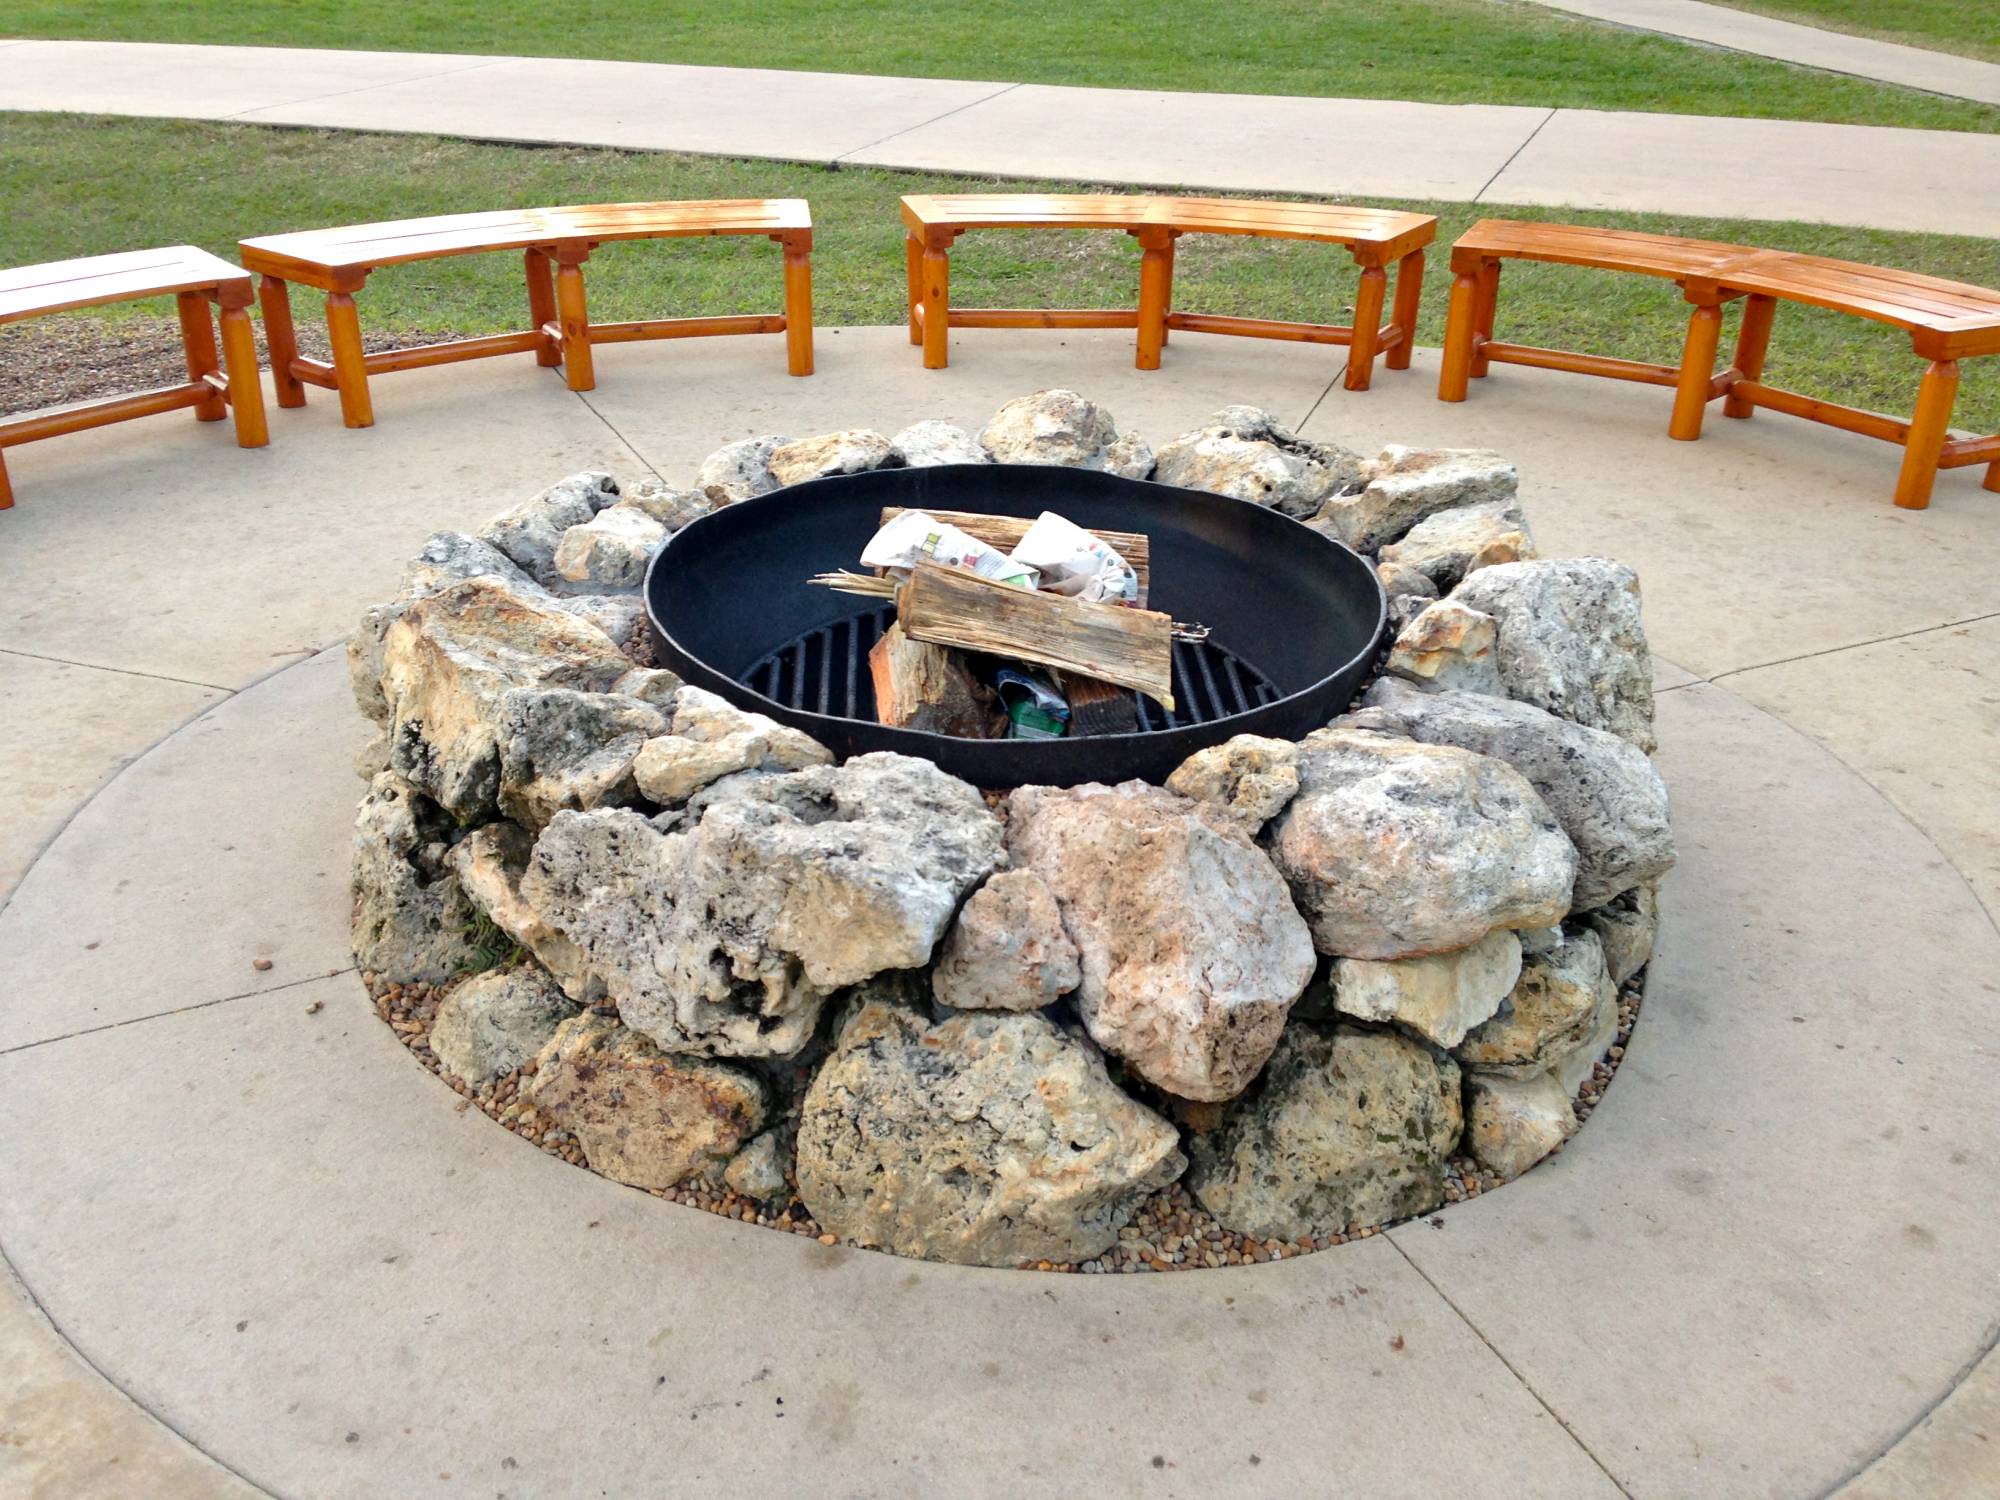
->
[933,869,1081,1012]
[1360,677,1675,910]
[1312,446,1517,553]
[496,687,667,831]
[1378,498,1536,589]
[446,822,602,1002]
[696,434,789,505]
[1579,883,1659,985]
[1385,600,1504,696]
[890,419,988,468]
[1267,727,1576,960]
[429,964,577,1089]
[631,685,832,805]
[552,505,667,592]
[1331,929,1523,1049]
[1465,1069,1576,1180]
[1455,927,1617,1089]
[979,389,1140,471]
[554,593,649,649]
[528,1013,767,1189]
[1151,405,1364,519]
[478,472,621,585]
[1448,557,1657,753]
[795,1001,1185,1267]
[349,771,486,983]
[1164,734,1301,838]
[521,754,1005,1057]
[1005,781,1317,1101]
[723,1130,791,1203]
[1188,1023,1463,1239]
[610,480,712,532]
[767,429,896,486]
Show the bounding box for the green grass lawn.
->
[1711,0,2000,64]
[8,0,1998,131]
[2,112,1995,434]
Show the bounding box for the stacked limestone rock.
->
[347,388,1673,1270]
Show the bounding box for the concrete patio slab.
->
[0,647,364,1055]
[0,40,500,120]
[1484,108,2000,236]
[235,56,1015,163]
[842,84,1550,200]
[1724,614,2000,913]
[0,648,222,897]
[1836,1344,2000,1499]
[1527,0,2000,108]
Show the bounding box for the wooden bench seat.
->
[1439,219,2000,510]
[0,245,268,510]
[900,194,1436,388]
[239,200,814,429]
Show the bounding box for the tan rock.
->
[1386,600,1503,695]
[1164,734,1301,837]
[1465,1069,1576,1179]
[631,686,833,804]
[933,869,1081,1011]
[1331,929,1523,1048]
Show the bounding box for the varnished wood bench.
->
[239,200,814,429]
[1439,220,2000,510]
[0,246,268,510]
[900,194,1436,388]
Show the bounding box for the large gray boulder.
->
[528,1013,767,1190]
[890,420,987,468]
[1268,728,1576,960]
[1377,498,1536,590]
[696,434,789,505]
[1311,446,1517,553]
[379,577,633,824]
[496,688,667,831]
[1188,1023,1463,1239]
[1358,678,1675,910]
[1151,406,1364,519]
[478,472,620,585]
[979,389,1148,474]
[429,964,577,1089]
[446,823,601,1001]
[631,686,832,805]
[1330,928,1522,1049]
[1006,781,1317,1101]
[350,771,486,983]
[932,869,1081,1012]
[401,530,550,601]
[768,429,895,486]
[522,754,1004,1057]
[795,1000,1185,1267]
[1448,558,1657,753]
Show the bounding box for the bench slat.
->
[0,245,248,323]
[902,193,1432,252]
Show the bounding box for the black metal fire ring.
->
[644,463,1387,789]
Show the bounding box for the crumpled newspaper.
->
[860,510,1039,589]
[1008,511,1140,606]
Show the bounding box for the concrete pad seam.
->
[0,1248,282,1500]
[216,55,512,120]
[831,80,1025,163]
[1383,1232,1638,1497]
[1707,608,2000,687]
[1473,107,1560,203]
[574,389,668,485]
[0,966,357,1061]
[1818,1318,2000,1497]
[0,643,237,693]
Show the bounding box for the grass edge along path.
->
[2,0,1997,132]
[1704,0,2000,66]
[0,113,1994,434]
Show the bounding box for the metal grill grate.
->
[740,603,1282,732]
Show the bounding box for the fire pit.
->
[345,389,1675,1274]
[644,464,1387,787]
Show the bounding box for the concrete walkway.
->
[1,39,1998,235]
[0,329,1996,1498]
[1528,0,2000,107]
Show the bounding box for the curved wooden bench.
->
[239,200,814,429]
[1439,219,2000,510]
[900,194,1436,389]
[0,246,268,510]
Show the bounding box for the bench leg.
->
[176,291,228,423]
[1724,294,1776,419]
[1386,249,1424,372]
[525,250,561,369]
[554,252,596,393]
[905,234,923,346]
[217,301,270,450]
[1986,459,2000,494]
[1135,228,1173,371]
[1469,260,1500,378]
[921,240,951,371]
[1343,264,1389,392]
[324,291,374,429]
[1893,360,1959,511]
[783,236,814,377]
[1160,236,1176,346]
[258,276,307,409]
[1669,301,1724,442]
[0,452,11,511]
[1438,269,1480,402]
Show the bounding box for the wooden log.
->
[1061,673,1140,735]
[878,507,1150,603]
[897,562,1175,709]
[868,623,1002,737]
